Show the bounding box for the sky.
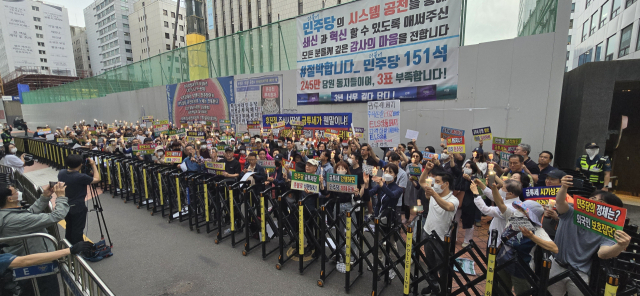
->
[56,0,519,45]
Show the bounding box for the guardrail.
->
[0,163,114,296]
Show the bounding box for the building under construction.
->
[1,67,81,97]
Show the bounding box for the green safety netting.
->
[22,19,297,104]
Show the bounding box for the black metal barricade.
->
[240,183,270,256]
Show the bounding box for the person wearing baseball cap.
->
[221,146,241,182]
[575,143,611,190]
[540,169,574,240]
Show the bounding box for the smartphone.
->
[375,168,383,177]
[572,177,584,188]
[414,205,424,212]
[49,181,57,188]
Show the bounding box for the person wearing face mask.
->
[417,165,458,294]
[575,143,611,191]
[491,186,557,296]
[453,161,482,247]
[153,146,165,164]
[0,183,69,296]
[333,161,362,269]
[0,143,25,174]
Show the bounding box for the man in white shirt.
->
[0,143,25,174]
[419,164,459,294]
[471,179,521,247]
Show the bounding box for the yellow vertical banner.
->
[130,165,135,193]
[158,173,164,205]
[186,34,209,80]
[261,195,266,242]
[229,189,235,231]
[116,162,122,189]
[204,184,209,222]
[143,169,148,199]
[176,178,181,210]
[485,247,497,296]
[299,204,304,255]
[403,227,413,295]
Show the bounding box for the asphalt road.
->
[58,192,398,296]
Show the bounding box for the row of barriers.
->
[14,137,640,296]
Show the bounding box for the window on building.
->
[36,34,44,38]
[38,50,46,54]
[637,26,640,51]
[566,51,570,61]
[142,1,144,5]
[166,44,171,50]
[33,17,41,22]
[41,66,49,70]
[626,0,637,8]
[179,14,183,20]
[127,57,133,61]
[165,33,170,39]
[123,24,129,28]
[40,58,47,62]
[571,2,575,12]
[298,0,303,15]
[568,35,572,45]
[600,1,610,28]
[582,20,589,42]
[611,0,621,19]
[619,24,633,57]
[35,25,42,30]
[586,0,592,8]
[578,49,593,66]
[126,49,132,53]
[179,25,183,31]
[605,34,616,60]
[37,42,45,46]
[163,9,168,15]
[164,21,169,27]
[180,36,184,42]
[125,40,131,44]
[589,12,597,35]
[595,42,604,61]
[124,32,129,36]
[122,15,128,20]
[171,12,175,18]
[32,6,39,11]
[569,19,573,29]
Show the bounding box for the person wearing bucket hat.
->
[491,183,557,296]
[575,142,611,190]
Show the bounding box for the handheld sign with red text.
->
[446,136,465,153]
[574,195,627,241]
[164,151,182,163]
[523,186,560,206]
[205,161,226,176]
[291,172,320,193]
[257,159,276,174]
[133,144,156,155]
[327,173,358,193]
[492,137,521,153]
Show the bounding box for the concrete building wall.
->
[129,0,187,62]
[84,0,134,74]
[70,26,92,77]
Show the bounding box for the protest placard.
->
[574,195,627,241]
[405,129,419,140]
[407,165,422,176]
[492,137,521,152]
[472,127,492,142]
[205,161,226,176]
[133,144,156,155]
[164,151,182,163]
[37,128,51,135]
[499,151,511,167]
[291,172,320,193]
[257,159,276,174]
[523,186,560,206]
[367,100,400,148]
[327,173,358,193]
[446,136,465,153]
[441,127,465,139]
[271,121,286,129]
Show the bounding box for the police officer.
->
[1,127,12,154]
[575,143,611,191]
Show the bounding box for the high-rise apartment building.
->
[70,26,92,78]
[84,0,135,74]
[565,0,640,71]
[129,0,187,62]
[206,0,353,38]
[0,0,75,79]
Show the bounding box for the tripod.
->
[84,158,113,248]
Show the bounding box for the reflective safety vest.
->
[1,133,11,144]
[579,155,607,185]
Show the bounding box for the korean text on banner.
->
[472,127,492,142]
[499,151,511,168]
[164,151,182,163]
[296,0,461,105]
[407,165,422,176]
[493,137,521,153]
[574,195,627,241]
[440,126,464,139]
[257,159,276,174]
[523,186,560,206]
[291,172,320,193]
[367,100,400,148]
[263,113,352,139]
[133,144,156,155]
[446,136,465,153]
[205,161,226,176]
[352,127,365,138]
[327,173,358,193]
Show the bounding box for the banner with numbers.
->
[367,100,400,147]
[296,0,460,105]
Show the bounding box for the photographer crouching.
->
[57,154,101,247]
